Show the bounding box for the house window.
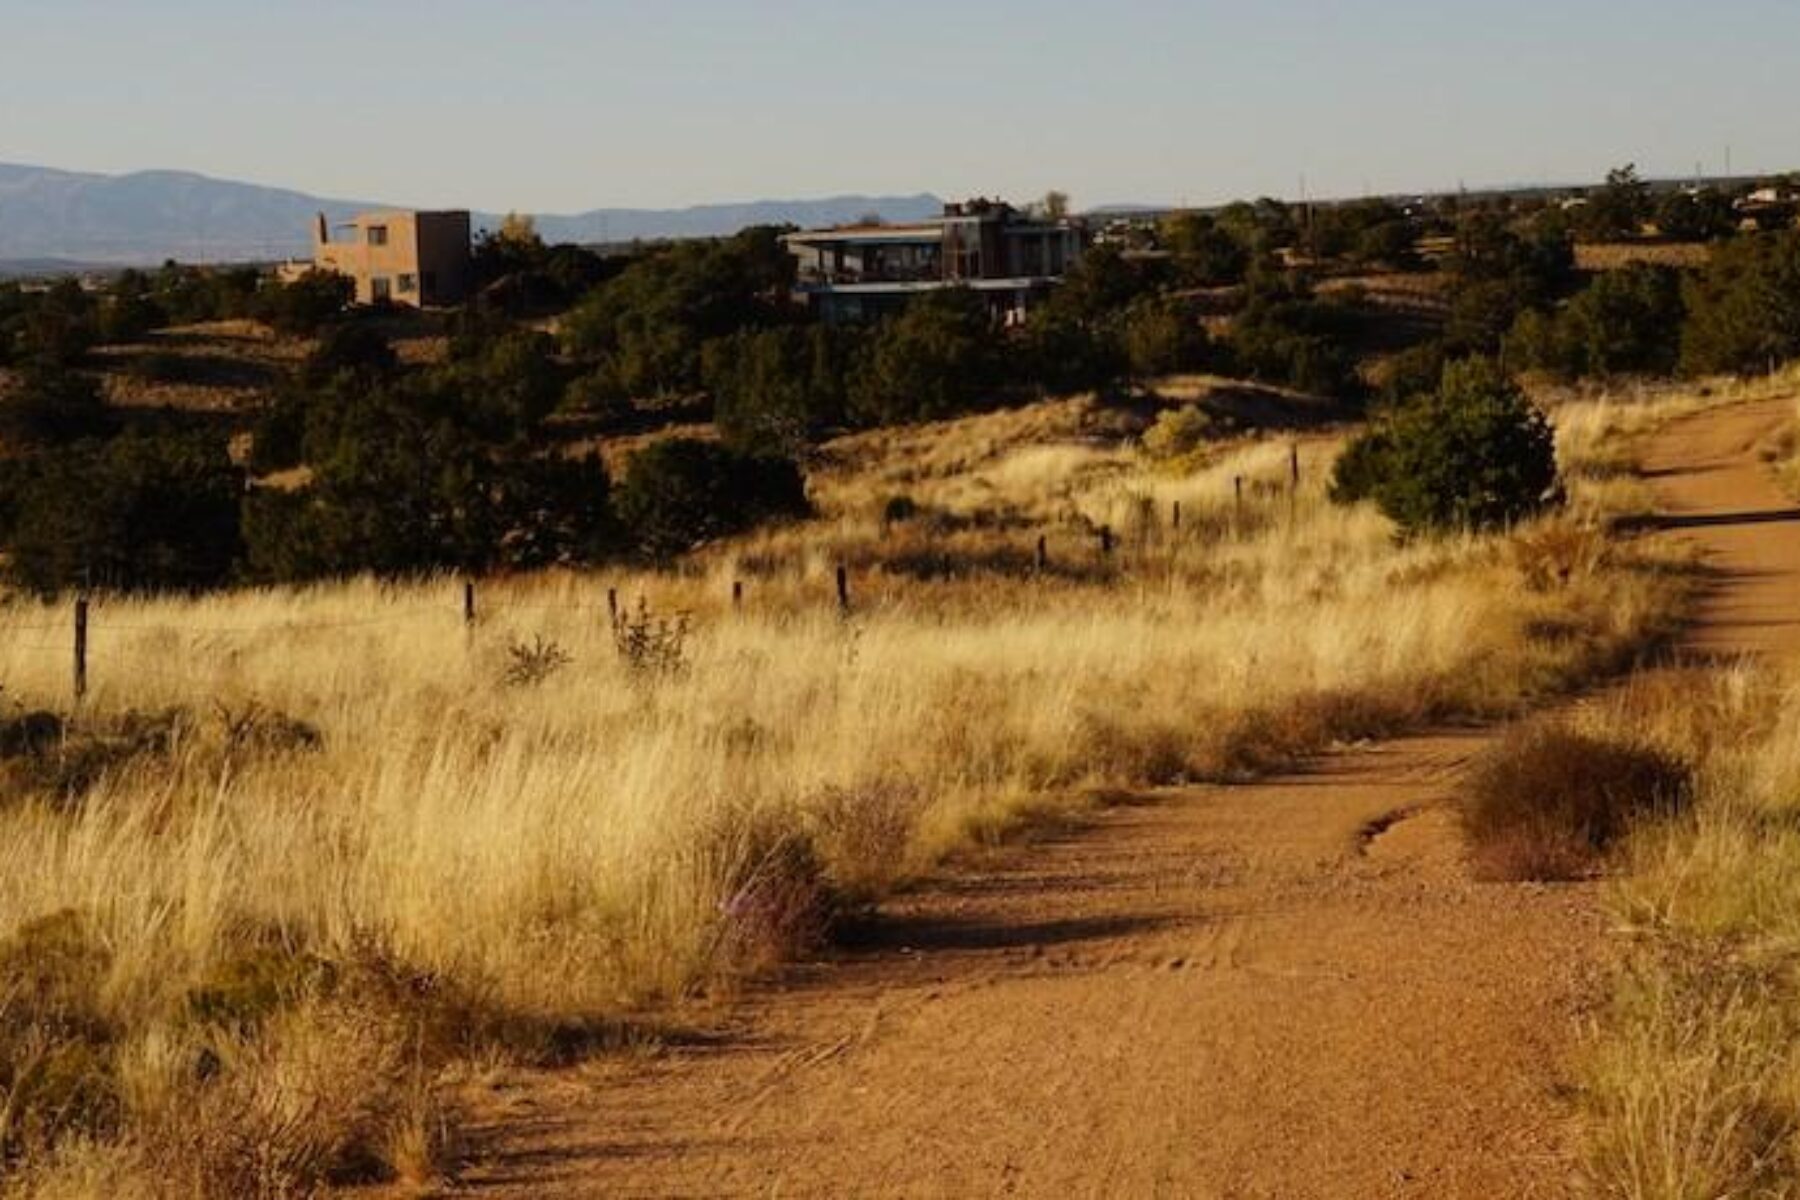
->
[367,225,389,247]
[370,277,392,303]
[397,274,418,295]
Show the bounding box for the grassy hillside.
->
[0,381,1700,1194]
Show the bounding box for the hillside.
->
[0,162,944,265]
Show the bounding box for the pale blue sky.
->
[1,0,1794,213]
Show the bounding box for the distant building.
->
[782,199,1087,324]
[281,210,472,307]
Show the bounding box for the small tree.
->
[1576,164,1652,242]
[0,365,116,449]
[1163,213,1252,287]
[1506,263,1685,379]
[1654,189,1737,242]
[1330,359,1558,534]
[848,289,1000,426]
[615,438,808,559]
[1680,230,1800,376]
[1120,296,1209,379]
[258,270,352,337]
[704,325,856,455]
[0,431,243,594]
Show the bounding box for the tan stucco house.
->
[282,210,472,307]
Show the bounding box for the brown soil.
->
[445,397,1800,1199]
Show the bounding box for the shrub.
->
[1654,188,1738,242]
[1506,263,1685,379]
[1141,405,1219,460]
[1010,307,1124,395]
[848,288,1001,426]
[1226,279,1364,398]
[1163,212,1252,286]
[614,438,808,559]
[609,601,690,678]
[1680,231,1800,376]
[98,271,166,344]
[0,364,116,449]
[437,326,566,442]
[14,280,97,367]
[1375,339,1451,407]
[561,228,793,398]
[244,373,616,581]
[561,368,633,423]
[298,323,398,390]
[1463,725,1692,881]
[1119,296,1209,379]
[0,910,121,1162]
[703,324,855,454]
[503,635,572,688]
[258,270,352,337]
[1330,359,1558,534]
[0,430,244,594]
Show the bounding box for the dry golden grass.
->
[0,386,1697,1195]
[1574,242,1714,272]
[1756,395,1800,498]
[1568,667,1800,1198]
[1546,366,1800,523]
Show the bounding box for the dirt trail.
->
[452,398,1800,1199]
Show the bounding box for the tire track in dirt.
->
[448,397,1800,1199]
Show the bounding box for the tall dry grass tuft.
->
[1575,668,1800,1197]
[1463,725,1692,882]
[0,387,1699,1194]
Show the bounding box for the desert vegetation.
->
[0,370,1700,1193]
[1491,666,1800,1197]
[2,167,1799,1193]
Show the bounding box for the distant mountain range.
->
[0,163,946,268]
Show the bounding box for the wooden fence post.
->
[732,579,744,610]
[1172,501,1182,531]
[1290,445,1301,490]
[606,587,619,628]
[463,580,476,627]
[1234,476,1245,529]
[836,564,850,614]
[1036,535,1049,574]
[73,595,88,706]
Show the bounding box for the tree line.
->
[2,170,1800,593]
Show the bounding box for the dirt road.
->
[453,397,1800,1199]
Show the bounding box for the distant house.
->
[280,210,472,307]
[782,199,1087,324]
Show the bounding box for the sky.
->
[1,0,1796,214]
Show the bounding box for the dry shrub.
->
[0,711,62,758]
[134,945,463,1198]
[0,713,177,809]
[1141,404,1222,462]
[804,782,923,901]
[141,1000,423,1196]
[1464,726,1693,881]
[0,911,120,1165]
[703,814,836,976]
[210,702,321,757]
[610,602,690,678]
[1514,522,1612,592]
[1213,688,1430,778]
[1585,948,1800,1199]
[1074,712,1195,786]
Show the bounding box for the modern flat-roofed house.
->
[782,199,1086,324]
[282,210,472,307]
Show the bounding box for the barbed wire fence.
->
[0,452,1310,712]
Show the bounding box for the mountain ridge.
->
[0,162,946,265]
